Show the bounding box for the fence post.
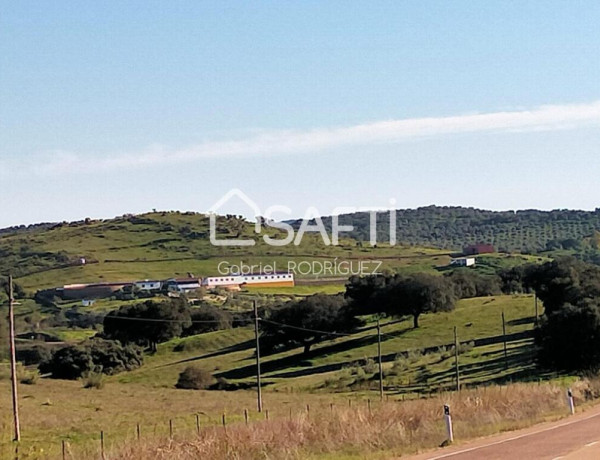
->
[169,419,173,439]
[367,398,372,414]
[136,423,140,441]
[502,311,508,370]
[100,431,105,460]
[567,388,575,415]
[444,404,454,443]
[265,409,269,420]
[377,319,384,401]
[454,327,460,392]
[62,440,66,460]
[244,408,249,425]
[253,300,263,412]
[195,414,200,435]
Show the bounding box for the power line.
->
[101,314,402,338]
[102,315,249,324]
[259,319,355,337]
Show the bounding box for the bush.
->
[16,344,52,365]
[104,298,191,351]
[176,366,214,390]
[386,355,409,377]
[182,304,233,336]
[362,358,377,374]
[19,370,38,385]
[83,373,104,389]
[39,338,143,379]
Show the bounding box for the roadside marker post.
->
[444,404,454,443]
[567,388,575,415]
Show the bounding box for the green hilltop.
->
[296,205,600,253]
[1,207,588,292]
[0,211,452,291]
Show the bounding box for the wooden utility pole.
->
[253,300,263,412]
[502,311,508,370]
[8,275,21,442]
[377,319,384,401]
[534,293,539,326]
[453,326,460,392]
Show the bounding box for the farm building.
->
[202,273,295,289]
[463,244,495,255]
[134,280,162,291]
[451,257,476,267]
[164,277,202,293]
[58,282,132,300]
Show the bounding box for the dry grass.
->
[61,379,599,460]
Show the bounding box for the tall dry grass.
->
[87,379,600,460]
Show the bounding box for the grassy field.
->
[0,212,561,458]
[114,294,539,390]
[101,379,598,460]
[0,294,554,460]
[2,373,595,460]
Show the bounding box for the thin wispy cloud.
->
[10,100,600,176]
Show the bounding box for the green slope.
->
[0,211,456,291]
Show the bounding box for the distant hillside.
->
[0,211,454,290]
[4,206,600,291]
[0,211,330,281]
[293,206,600,253]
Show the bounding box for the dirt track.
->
[407,402,600,460]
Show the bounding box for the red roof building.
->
[463,244,495,255]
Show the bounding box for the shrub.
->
[362,358,377,374]
[386,355,409,377]
[104,298,191,351]
[182,304,233,336]
[19,371,38,385]
[176,366,214,390]
[39,338,143,379]
[407,349,423,364]
[16,344,53,365]
[83,373,104,389]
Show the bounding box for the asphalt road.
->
[407,403,600,460]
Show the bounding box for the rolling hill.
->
[0,211,453,291]
[292,206,600,253]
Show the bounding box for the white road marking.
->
[426,411,600,459]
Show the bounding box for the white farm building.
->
[450,257,476,267]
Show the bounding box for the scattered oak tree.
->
[261,294,360,355]
[528,258,600,370]
[378,273,457,328]
[103,298,191,351]
[346,273,456,328]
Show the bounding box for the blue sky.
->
[1,1,599,227]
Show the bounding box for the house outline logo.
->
[208,188,262,246]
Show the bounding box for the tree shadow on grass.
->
[507,316,536,326]
[155,339,256,368]
[216,327,410,380]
